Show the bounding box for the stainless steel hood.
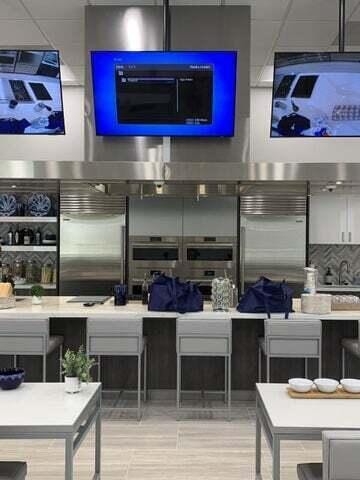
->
[1,160,360,182]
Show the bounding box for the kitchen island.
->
[0,296,359,396]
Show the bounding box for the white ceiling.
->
[0,0,359,86]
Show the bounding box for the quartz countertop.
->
[0,296,359,321]
[317,284,360,293]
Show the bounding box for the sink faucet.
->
[339,260,350,285]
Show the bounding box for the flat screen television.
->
[271,52,360,137]
[0,50,65,135]
[90,51,237,137]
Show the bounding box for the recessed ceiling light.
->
[336,181,343,185]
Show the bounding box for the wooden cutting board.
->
[287,386,360,399]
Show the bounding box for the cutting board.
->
[287,387,360,399]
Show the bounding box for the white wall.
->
[0,86,84,162]
[250,87,360,163]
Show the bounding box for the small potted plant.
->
[30,284,44,305]
[62,346,95,394]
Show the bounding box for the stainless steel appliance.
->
[59,182,126,296]
[240,215,306,296]
[183,236,237,297]
[128,235,182,296]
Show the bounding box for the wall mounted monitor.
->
[0,50,65,135]
[90,51,237,137]
[271,52,360,137]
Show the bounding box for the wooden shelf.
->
[1,245,57,252]
[0,217,57,223]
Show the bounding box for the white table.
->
[0,383,101,480]
[255,383,360,479]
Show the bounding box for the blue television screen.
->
[271,52,360,137]
[0,50,65,135]
[91,51,237,137]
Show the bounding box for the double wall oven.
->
[183,236,237,296]
[128,235,182,296]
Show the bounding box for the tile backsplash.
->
[309,244,360,285]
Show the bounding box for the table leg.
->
[65,435,74,480]
[95,408,101,479]
[255,397,261,478]
[273,435,281,480]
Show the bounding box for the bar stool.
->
[258,317,322,382]
[297,430,360,480]
[176,313,232,420]
[87,314,147,421]
[341,320,360,378]
[0,462,27,480]
[0,316,63,382]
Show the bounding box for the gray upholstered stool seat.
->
[297,463,322,480]
[258,318,322,382]
[0,461,27,480]
[0,316,63,382]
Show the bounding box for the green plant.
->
[62,345,96,382]
[30,284,45,297]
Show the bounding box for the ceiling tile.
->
[37,19,84,45]
[23,0,87,20]
[58,43,84,66]
[0,19,47,44]
[68,65,85,85]
[0,0,30,19]
[277,21,338,47]
[226,0,290,21]
[288,0,359,21]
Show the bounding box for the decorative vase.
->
[211,277,233,311]
[32,296,42,305]
[65,376,81,394]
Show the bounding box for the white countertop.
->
[0,382,100,433]
[318,285,360,293]
[257,383,360,432]
[0,296,360,321]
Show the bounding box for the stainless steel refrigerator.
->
[240,215,306,296]
[59,213,126,296]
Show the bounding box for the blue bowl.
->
[0,368,25,390]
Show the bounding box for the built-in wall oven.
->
[129,235,182,296]
[183,236,237,297]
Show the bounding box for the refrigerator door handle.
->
[240,226,245,295]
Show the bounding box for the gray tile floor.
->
[0,395,322,479]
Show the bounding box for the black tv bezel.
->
[270,51,360,139]
[0,49,65,136]
[90,50,238,138]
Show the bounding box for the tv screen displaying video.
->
[91,51,237,137]
[0,50,65,135]
[271,52,360,137]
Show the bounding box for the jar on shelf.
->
[41,263,53,284]
[25,260,35,283]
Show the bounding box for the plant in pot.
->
[62,346,95,394]
[30,284,44,305]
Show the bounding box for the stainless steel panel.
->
[60,212,125,296]
[171,6,250,163]
[240,195,306,215]
[85,6,164,163]
[239,215,306,295]
[2,161,360,182]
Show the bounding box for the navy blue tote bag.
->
[237,276,293,318]
[148,274,203,313]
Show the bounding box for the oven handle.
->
[240,227,245,295]
[185,243,234,248]
[132,243,180,248]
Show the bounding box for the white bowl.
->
[340,378,360,394]
[288,378,313,393]
[314,378,339,393]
